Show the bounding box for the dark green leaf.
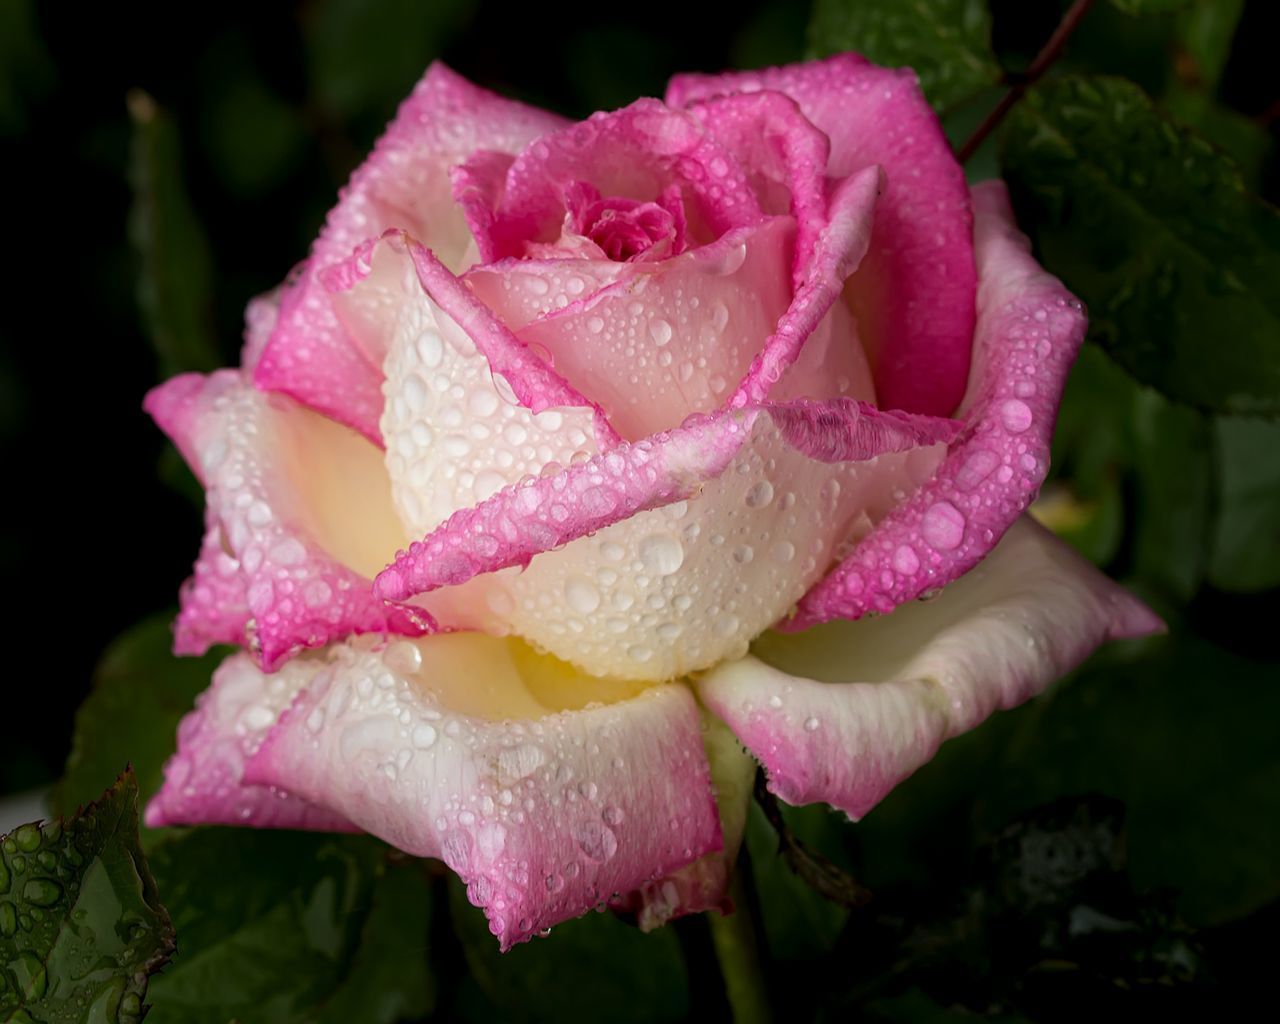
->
[450,878,688,1023]
[53,614,221,846]
[807,0,1000,111]
[1001,75,1280,415]
[1208,416,1280,592]
[145,830,432,1024]
[978,637,1280,925]
[127,91,221,378]
[1107,0,1194,14]
[1174,0,1244,90]
[1,771,174,1024]
[1131,389,1212,601]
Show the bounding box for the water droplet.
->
[648,318,673,347]
[638,533,684,575]
[745,480,774,508]
[714,612,740,637]
[524,274,550,296]
[922,501,966,551]
[565,578,601,614]
[587,317,604,334]
[732,544,754,564]
[771,541,796,563]
[999,398,1033,433]
[573,820,618,862]
[21,878,62,907]
[384,641,423,675]
[12,826,40,853]
[956,448,999,491]
[498,743,544,781]
[803,716,820,732]
[892,544,920,575]
[412,724,438,749]
[416,330,443,369]
[627,644,653,663]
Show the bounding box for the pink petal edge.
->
[699,517,1164,820]
[253,63,568,444]
[790,181,1087,629]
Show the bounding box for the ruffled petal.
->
[682,90,831,289]
[239,634,722,949]
[792,181,1085,629]
[667,54,976,417]
[144,371,430,670]
[254,63,568,443]
[146,652,356,831]
[699,517,1163,820]
[480,99,765,260]
[376,399,959,680]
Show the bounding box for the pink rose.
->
[145,55,1160,947]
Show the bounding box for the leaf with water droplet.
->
[807,0,1000,111]
[1001,75,1280,416]
[0,769,174,1024]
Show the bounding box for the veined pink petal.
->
[730,166,882,408]
[791,181,1085,629]
[667,54,976,417]
[480,99,765,261]
[700,517,1163,820]
[682,90,831,289]
[240,634,722,950]
[146,652,357,832]
[376,398,959,680]
[144,371,431,670]
[240,287,282,370]
[254,63,568,443]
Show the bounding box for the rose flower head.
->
[144,55,1161,948]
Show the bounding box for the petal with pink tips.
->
[792,181,1086,629]
[481,99,765,260]
[254,63,568,442]
[667,54,976,417]
[699,517,1163,821]
[377,399,959,681]
[146,652,356,832]
[683,90,831,288]
[242,633,723,950]
[144,371,430,670]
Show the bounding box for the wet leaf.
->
[1208,416,1280,592]
[1001,75,1280,416]
[1173,0,1244,90]
[0,771,174,1024]
[1108,0,1193,14]
[808,0,1000,111]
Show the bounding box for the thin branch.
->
[958,0,1096,163]
[753,770,872,910]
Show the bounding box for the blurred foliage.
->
[6,0,1277,1018]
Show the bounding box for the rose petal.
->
[376,398,959,680]
[240,633,722,949]
[145,371,430,670]
[254,63,568,443]
[667,54,976,417]
[479,99,765,261]
[730,165,883,408]
[792,181,1086,628]
[698,516,1163,820]
[325,233,613,554]
[619,713,756,930]
[682,90,831,289]
[241,287,282,370]
[146,652,356,831]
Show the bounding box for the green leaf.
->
[807,0,1001,111]
[0,0,55,136]
[1174,0,1244,90]
[127,91,221,378]
[1001,75,1280,416]
[449,878,689,1023]
[977,637,1280,925]
[53,614,222,846]
[1131,389,1213,601]
[1208,416,1280,592]
[1,771,175,1024]
[1107,0,1193,14]
[145,831,432,1024]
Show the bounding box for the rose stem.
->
[956,0,1096,163]
[707,849,773,1024]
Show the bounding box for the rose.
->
[144,55,1159,948]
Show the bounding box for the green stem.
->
[707,867,772,1024]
